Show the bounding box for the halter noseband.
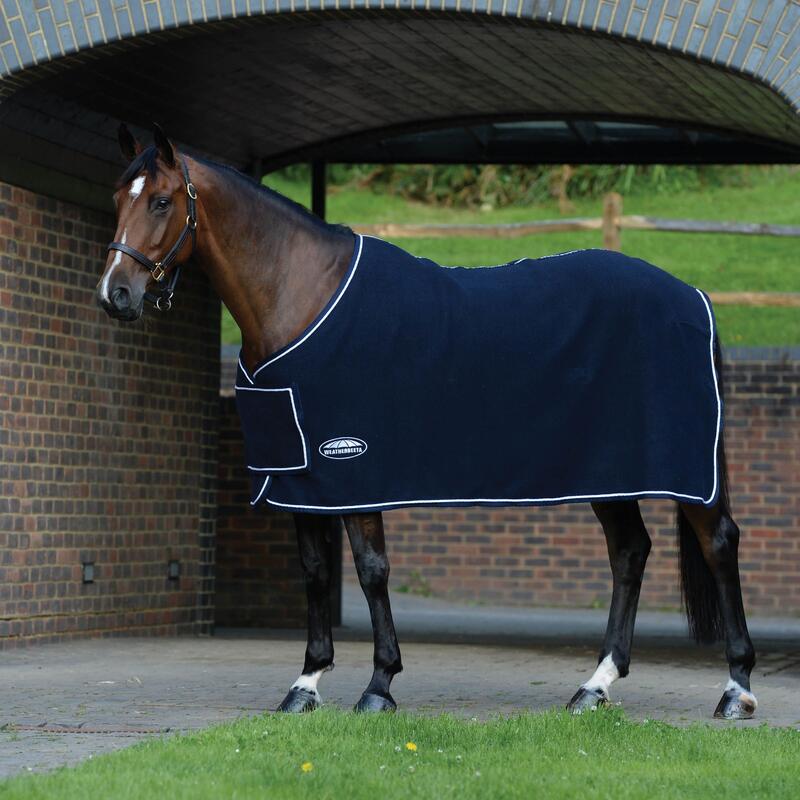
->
[107,158,198,312]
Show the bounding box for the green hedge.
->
[277,163,771,209]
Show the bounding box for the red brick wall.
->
[217,357,800,619]
[0,180,220,648]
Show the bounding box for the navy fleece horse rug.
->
[236,235,721,513]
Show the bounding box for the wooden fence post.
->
[602,192,623,250]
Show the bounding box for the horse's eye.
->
[155,197,171,211]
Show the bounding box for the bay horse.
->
[96,125,757,720]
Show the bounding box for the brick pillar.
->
[0,181,220,647]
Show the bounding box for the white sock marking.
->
[129,175,146,203]
[725,678,758,709]
[583,653,620,698]
[99,228,126,303]
[291,668,328,701]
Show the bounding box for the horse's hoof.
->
[713,687,757,720]
[277,687,321,714]
[567,686,608,715]
[354,691,397,713]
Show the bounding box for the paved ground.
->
[1,586,799,778]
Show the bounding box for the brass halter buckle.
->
[151,262,166,283]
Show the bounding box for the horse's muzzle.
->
[96,285,143,321]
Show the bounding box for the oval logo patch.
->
[319,437,368,460]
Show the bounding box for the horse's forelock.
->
[116,146,160,190]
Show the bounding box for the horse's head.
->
[97,124,197,320]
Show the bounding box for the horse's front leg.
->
[343,512,403,712]
[277,513,338,713]
[568,500,651,712]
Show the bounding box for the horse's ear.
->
[152,122,175,167]
[118,123,142,163]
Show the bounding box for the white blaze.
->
[129,175,146,203]
[100,228,126,303]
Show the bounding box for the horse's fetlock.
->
[384,657,403,676]
[728,642,756,673]
[610,649,630,679]
[304,648,334,674]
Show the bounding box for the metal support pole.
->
[248,157,264,183]
[311,160,326,221]
[313,159,337,622]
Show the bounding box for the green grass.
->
[2,709,799,799]
[221,167,800,347]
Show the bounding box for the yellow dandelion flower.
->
[405,742,417,752]
[301,761,314,773]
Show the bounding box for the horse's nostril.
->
[111,286,131,311]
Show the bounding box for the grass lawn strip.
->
[2,709,799,799]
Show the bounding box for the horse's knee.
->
[355,549,390,591]
[612,541,650,584]
[595,504,651,583]
[301,554,331,595]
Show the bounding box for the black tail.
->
[677,335,727,644]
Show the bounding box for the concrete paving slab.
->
[1,587,798,779]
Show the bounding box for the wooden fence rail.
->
[353,192,800,308]
[618,217,800,237]
[354,216,800,242]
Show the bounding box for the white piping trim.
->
[251,476,271,506]
[238,358,254,385]
[264,489,712,513]
[256,289,722,512]
[696,288,721,507]
[536,248,593,260]
[252,235,364,379]
[235,385,308,471]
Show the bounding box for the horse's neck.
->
[191,161,354,371]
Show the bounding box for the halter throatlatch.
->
[107,158,197,311]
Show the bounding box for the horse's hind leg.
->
[678,501,757,719]
[343,512,403,712]
[568,500,651,712]
[277,513,338,713]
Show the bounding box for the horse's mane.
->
[116,146,351,237]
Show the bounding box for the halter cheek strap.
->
[107,158,198,312]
